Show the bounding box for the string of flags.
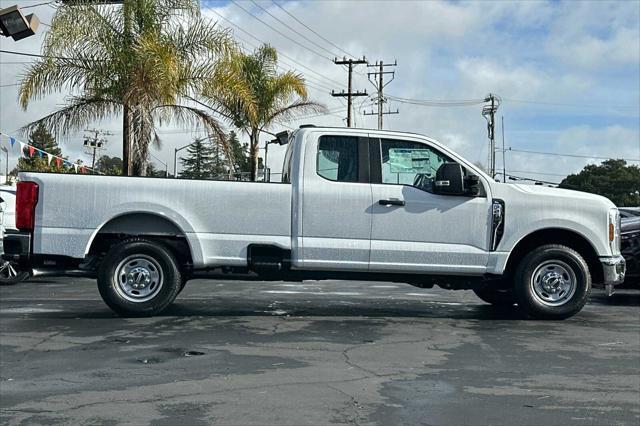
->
[0,131,98,174]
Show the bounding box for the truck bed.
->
[22,173,292,267]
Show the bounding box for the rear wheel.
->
[97,239,181,317]
[0,260,30,285]
[514,244,590,320]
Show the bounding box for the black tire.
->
[513,244,591,320]
[473,287,516,306]
[97,238,181,317]
[176,276,189,296]
[0,261,30,285]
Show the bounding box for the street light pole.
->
[1,146,8,183]
[263,139,281,182]
[173,139,203,178]
[149,151,168,178]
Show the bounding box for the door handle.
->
[378,199,405,207]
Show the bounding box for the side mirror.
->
[464,174,481,196]
[433,163,464,195]
[271,130,290,146]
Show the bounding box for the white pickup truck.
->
[3,126,625,319]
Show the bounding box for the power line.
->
[501,173,560,186]
[506,170,569,177]
[232,31,336,92]
[502,98,638,110]
[20,1,57,9]
[249,0,339,59]
[386,95,485,106]
[230,0,334,62]
[270,0,357,59]
[508,147,640,162]
[0,49,69,60]
[205,7,343,88]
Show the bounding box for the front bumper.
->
[600,255,626,287]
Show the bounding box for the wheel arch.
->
[504,228,604,284]
[86,211,198,267]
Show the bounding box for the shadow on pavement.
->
[7,299,529,321]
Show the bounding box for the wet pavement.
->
[0,277,639,425]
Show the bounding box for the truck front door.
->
[368,137,491,275]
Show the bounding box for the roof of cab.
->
[295,124,434,140]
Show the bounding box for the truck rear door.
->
[298,133,372,271]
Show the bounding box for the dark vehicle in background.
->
[619,208,640,285]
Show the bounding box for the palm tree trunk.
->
[122,105,131,176]
[249,129,259,181]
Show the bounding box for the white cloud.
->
[0,0,638,180]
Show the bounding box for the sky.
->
[0,0,639,183]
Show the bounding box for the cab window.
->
[317,135,359,182]
[380,139,452,192]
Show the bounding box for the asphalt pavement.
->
[1,277,639,426]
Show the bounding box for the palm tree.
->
[19,0,237,176]
[201,44,325,181]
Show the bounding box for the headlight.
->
[609,208,621,255]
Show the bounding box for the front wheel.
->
[97,239,182,317]
[514,244,591,320]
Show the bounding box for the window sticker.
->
[388,148,432,174]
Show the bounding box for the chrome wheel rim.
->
[113,255,163,303]
[530,260,576,307]
[0,261,19,279]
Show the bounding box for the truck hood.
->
[499,183,616,209]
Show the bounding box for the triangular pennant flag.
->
[38,150,45,159]
[47,153,53,165]
[9,137,16,147]
[28,146,35,157]
[55,157,62,167]
[80,167,87,174]
[73,163,78,173]
[18,142,26,157]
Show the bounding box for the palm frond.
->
[19,96,122,137]
[265,100,326,128]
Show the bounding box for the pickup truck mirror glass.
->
[433,163,465,195]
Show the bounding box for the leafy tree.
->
[559,159,640,206]
[147,162,168,178]
[19,0,236,176]
[14,123,67,173]
[202,44,324,180]
[96,155,123,175]
[179,138,215,179]
[227,130,250,175]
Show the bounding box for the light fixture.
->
[0,5,39,41]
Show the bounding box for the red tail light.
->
[16,181,39,232]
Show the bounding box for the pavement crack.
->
[342,346,381,378]
[328,385,364,426]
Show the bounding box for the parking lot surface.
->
[1,277,639,425]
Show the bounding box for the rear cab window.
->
[316,135,360,182]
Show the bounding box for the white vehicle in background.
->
[0,186,30,285]
[2,126,626,318]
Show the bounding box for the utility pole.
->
[331,57,368,127]
[482,93,500,178]
[501,116,506,183]
[83,129,111,173]
[364,60,398,129]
